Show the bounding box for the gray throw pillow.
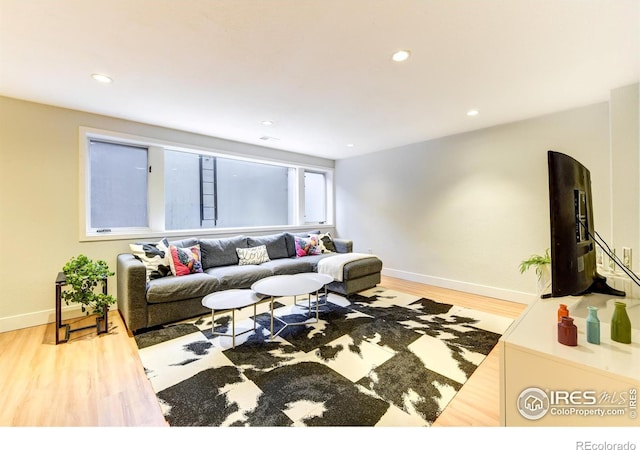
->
[199,236,249,269]
[247,233,289,259]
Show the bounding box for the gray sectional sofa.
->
[116,231,383,334]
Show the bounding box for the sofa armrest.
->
[117,253,148,334]
[332,238,353,253]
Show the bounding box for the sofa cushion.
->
[284,231,321,257]
[318,255,383,280]
[205,265,273,289]
[237,245,271,265]
[129,238,172,282]
[284,233,297,257]
[301,253,336,271]
[146,273,220,304]
[200,236,249,269]
[315,232,337,253]
[295,236,323,256]
[260,257,315,275]
[247,233,290,259]
[342,256,383,279]
[168,238,199,249]
[168,244,204,276]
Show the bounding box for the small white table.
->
[201,289,262,348]
[251,274,327,340]
[296,272,333,306]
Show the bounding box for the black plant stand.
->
[55,272,109,344]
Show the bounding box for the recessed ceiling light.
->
[91,73,112,83]
[467,109,479,116]
[391,50,411,62]
[261,120,274,126]
[346,143,355,148]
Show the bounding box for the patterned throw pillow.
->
[236,245,271,265]
[129,238,172,282]
[295,236,323,257]
[168,244,203,276]
[312,232,336,253]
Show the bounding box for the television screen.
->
[547,150,624,297]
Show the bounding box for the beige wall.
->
[0,96,333,332]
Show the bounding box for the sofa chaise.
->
[116,231,383,334]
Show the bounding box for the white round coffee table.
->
[201,289,262,348]
[251,274,325,340]
[296,272,333,306]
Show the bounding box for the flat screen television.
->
[547,150,625,297]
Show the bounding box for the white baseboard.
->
[382,268,534,305]
[0,304,115,334]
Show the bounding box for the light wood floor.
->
[0,275,526,427]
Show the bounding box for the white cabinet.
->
[499,294,639,426]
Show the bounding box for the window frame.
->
[303,170,329,225]
[79,127,334,241]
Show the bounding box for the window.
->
[164,151,293,229]
[304,171,326,224]
[214,158,292,228]
[81,128,333,239]
[164,150,202,230]
[88,140,148,230]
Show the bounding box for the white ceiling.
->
[1,1,639,160]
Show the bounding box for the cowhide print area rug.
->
[134,286,513,427]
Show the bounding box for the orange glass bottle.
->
[558,304,569,322]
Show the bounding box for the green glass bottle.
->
[611,301,632,344]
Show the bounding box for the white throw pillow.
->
[236,245,271,265]
[129,238,172,282]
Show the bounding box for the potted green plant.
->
[61,254,116,333]
[519,249,551,298]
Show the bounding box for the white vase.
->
[537,265,552,298]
